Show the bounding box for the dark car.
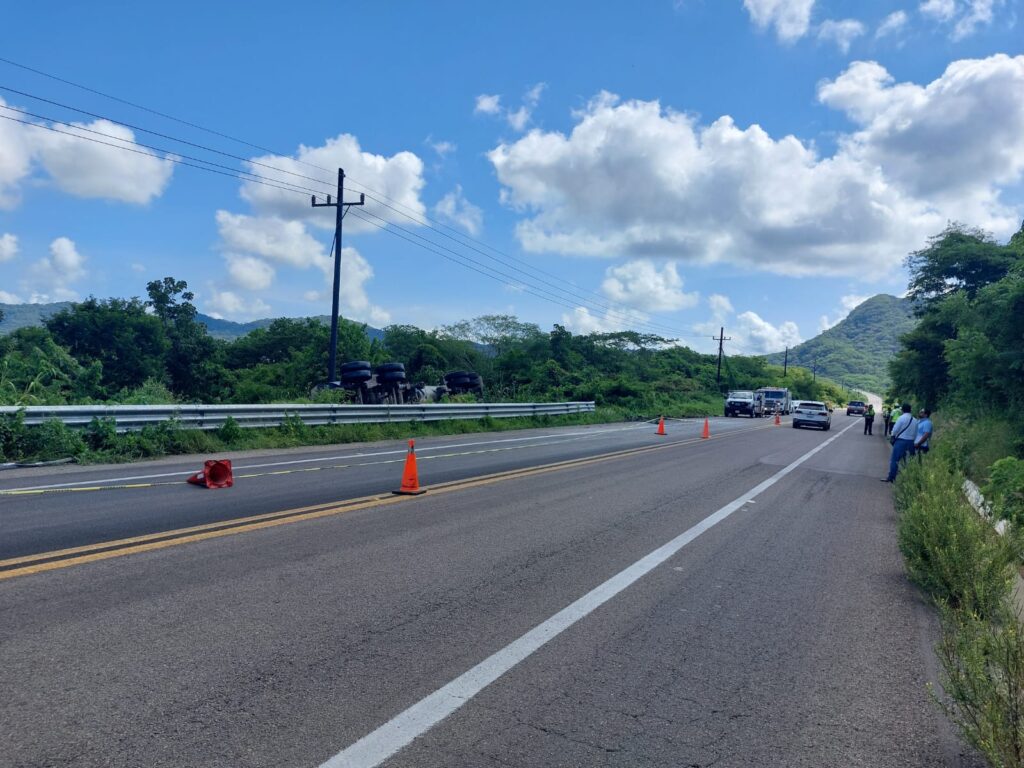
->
[846,400,866,416]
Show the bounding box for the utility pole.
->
[712,327,731,388]
[812,359,818,382]
[312,168,364,385]
[783,346,788,377]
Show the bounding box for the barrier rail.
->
[0,402,596,433]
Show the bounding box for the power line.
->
[0,63,693,334]
[0,58,720,342]
[0,82,683,335]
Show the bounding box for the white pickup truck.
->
[724,390,765,418]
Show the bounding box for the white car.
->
[792,401,831,431]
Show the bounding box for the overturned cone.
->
[186,459,234,489]
[393,439,426,496]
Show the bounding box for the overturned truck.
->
[336,361,484,405]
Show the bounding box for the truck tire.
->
[340,360,372,373]
[376,362,405,375]
[341,369,372,383]
[379,371,407,383]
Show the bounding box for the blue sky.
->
[1,0,1022,354]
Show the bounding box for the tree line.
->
[0,279,850,414]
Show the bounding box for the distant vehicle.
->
[846,400,866,416]
[724,390,764,417]
[793,401,831,430]
[757,387,791,415]
[334,361,484,404]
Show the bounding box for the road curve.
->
[0,415,980,767]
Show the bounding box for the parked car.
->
[793,401,831,430]
[724,390,764,417]
[846,400,866,416]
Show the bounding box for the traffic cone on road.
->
[774,412,781,426]
[186,459,234,489]
[701,418,710,439]
[393,439,426,495]
[655,416,667,436]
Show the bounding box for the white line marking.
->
[0,423,658,492]
[319,419,857,768]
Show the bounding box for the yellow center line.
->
[0,421,779,580]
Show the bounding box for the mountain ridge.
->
[765,294,917,394]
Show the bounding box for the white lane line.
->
[0,423,660,492]
[319,419,856,768]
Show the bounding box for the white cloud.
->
[920,0,1007,38]
[489,91,937,277]
[560,306,650,334]
[0,99,174,207]
[0,290,23,303]
[818,293,869,331]
[430,140,456,157]
[26,237,87,301]
[474,84,546,132]
[876,10,909,38]
[130,262,146,273]
[817,18,866,52]
[303,290,322,302]
[953,0,1003,39]
[334,246,391,326]
[226,254,275,291]
[600,259,699,311]
[0,233,18,262]
[238,134,425,232]
[474,94,502,115]
[818,55,1024,235]
[433,185,483,235]
[743,0,817,41]
[216,210,328,269]
[695,293,801,354]
[920,0,957,20]
[203,290,271,320]
[489,56,1024,279]
[32,119,174,204]
[0,103,33,209]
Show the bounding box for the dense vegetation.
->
[0,277,856,462]
[765,294,916,394]
[888,222,1024,767]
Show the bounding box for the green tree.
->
[46,297,169,394]
[905,223,1016,307]
[146,278,223,401]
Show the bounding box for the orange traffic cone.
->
[186,459,234,489]
[655,416,667,436]
[774,412,781,426]
[393,439,426,495]
[701,418,710,439]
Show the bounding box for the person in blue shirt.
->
[915,409,933,456]
[884,403,918,483]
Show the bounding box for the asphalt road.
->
[0,415,981,767]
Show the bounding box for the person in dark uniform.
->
[863,404,875,435]
[882,404,892,437]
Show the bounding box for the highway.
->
[0,415,981,767]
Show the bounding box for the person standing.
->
[884,404,918,483]
[882,405,892,437]
[915,409,933,457]
[863,404,876,435]
[888,403,901,437]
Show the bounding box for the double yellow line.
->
[0,423,777,581]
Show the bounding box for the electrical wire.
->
[0,59,719,342]
[0,62,691,333]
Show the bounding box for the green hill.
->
[765,294,917,394]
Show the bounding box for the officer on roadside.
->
[915,409,933,457]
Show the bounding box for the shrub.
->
[21,418,86,461]
[935,606,1024,768]
[217,416,243,444]
[895,455,1017,619]
[986,457,1024,527]
[85,417,118,451]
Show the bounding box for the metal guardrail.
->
[0,402,596,432]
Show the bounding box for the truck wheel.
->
[375,362,405,375]
[340,360,372,373]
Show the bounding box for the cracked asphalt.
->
[0,418,982,767]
